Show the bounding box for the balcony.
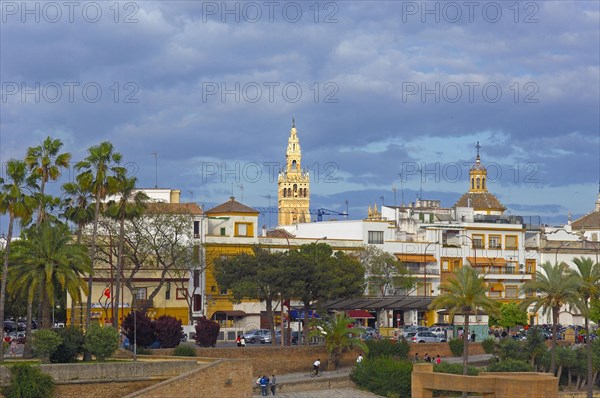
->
[406,265,440,275]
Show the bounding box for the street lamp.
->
[131,287,139,362]
[457,234,476,270]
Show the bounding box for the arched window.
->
[283,188,287,197]
[304,188,308,197]
[293,184,298,197]
[476,178,480,189]
[482,178,486,189]
[292,160,297,169]
[471,178,474,189]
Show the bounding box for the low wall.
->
[124,359,253,398]
[252,374,353,395]
[0,360,202,386]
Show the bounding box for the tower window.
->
[482,178,486,189]
[283,189,287,197]
[476,178,480,189]
[292,160,297,169]
[471,178,474,189]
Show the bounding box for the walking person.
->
[9,339,17,357]
[471,331,476,342]
[259,375,269,396]
[270,374,277,395]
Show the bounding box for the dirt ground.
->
[53,380,159,397]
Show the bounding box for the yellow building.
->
[67,189,203,329]
[278,119,311,225]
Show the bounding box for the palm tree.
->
[75,141,123,336]
[25,136,71,224]
[309,312,368,370]
[568,257,600,397]
[0,159,36,363]
[104,173,147,328]
[8,223,90,331]
[430,265,499,376]
[520,261,579,375]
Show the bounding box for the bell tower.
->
[469,141,487,193]
[278,119,311,225]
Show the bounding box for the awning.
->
[212,310,247,317]
[322,297,432,311]
[489,283,505,292]
[347,310,375,319]
[395,254,437,263]
[289,310,321,320]
[467,257,507,266]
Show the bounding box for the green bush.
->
[482,338,496,354]
[448,338,464,357]
[496,338,528,362]
[32,330,62,363]
[3,363,55,398]
[173,344,196,357]
[365,338,409,360]
[351,357,412,398]
[84,324,119,361]
[487,359,533,372]
[136,346,151,355]
[50,327,84,363]
[433,362,479,376]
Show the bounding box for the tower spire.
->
[292,117,295,128]
[475,141,481,162]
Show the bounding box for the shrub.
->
[482,338,496,354]
[50,327,84,363]
[136,347,151,355]
[122,311,155,348]
[496,338,528,362]
[351,357,412,397]
[173,344,196,357]
[3,363,55,398]
[32,329,62,363]
[448,338,464,357]
[365,338,409,360]
[487,359,533,372]
[194,316,220,347]
[433,362,479,376]
[84,324,119,361]
[154,315,184,348]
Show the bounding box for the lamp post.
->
[131,287,139,362]
[457,234,476,270]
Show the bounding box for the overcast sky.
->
[1,1,599,231]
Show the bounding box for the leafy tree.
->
[0,159,36,363]
[429,265,499,376]
[310,312,368,370]
[84,323,119,361]
[104,174,147,328]
[359,245,415,296]
[154,315,184,348]
[122,311,155,348]
[194,316,220,347]
[487,359,533,372]
[4,363,55,398]
[75,141,124,339]
[567,256,600,398]
[520,261,579,374]
[32,329,62,363]
[490,302,528,334]
[524,327,548,369]
[215,246,287,346]
[365,338,409,360]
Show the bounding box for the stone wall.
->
[124,359,253,398]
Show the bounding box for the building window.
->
[193,294,202,311]
[526,259,536,274]
[219,288,228,295]
[441,257,461,272]
[368,231,384,244]
[442,260,449,272]
[505,286,518,298]
[220,227,226,236]
[193,270,200,288]
[489,235,501,249]
[235,222,253,237]
[506,262,517,274]
[165,282,171,300]
[472,234,484,249]
[176,288,187,300]
[194,221,200,238]
[135,288,147,301]
[489,291,502,298]
[505,235,518,250]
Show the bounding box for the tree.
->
[76,141,124,344]
[567,256,600,398]
[520,261,579,375]
[194,316,220,347]
[24,136,71,224]
[429,265,499,377]
[154,315,184,348]
[489,302,528,334]
[360,245,415,296]
[215,246,286,345]
[309,312,368,370]
[104,174,147,328]
[290,243,364,346]
[8,223,90,330]
[83,323,119,361]
[0,159,36,363]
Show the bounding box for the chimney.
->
[262,225,267,237]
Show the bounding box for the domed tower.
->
[278,119,311,225]
[454,142,505,215]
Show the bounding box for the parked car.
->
[260,330,299,344]
[403,326,429,338]
[242,329,270,344]
[411,331,446,343]
[429,326,450,338]
[3,321,17,333]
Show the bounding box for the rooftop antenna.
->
[398,172,404,206]
[419,165,423,200]
[392,186,397,207]
[188,190,194,203]
[345,200,349,219]
[238,184,244,202]
[152,152,158,188]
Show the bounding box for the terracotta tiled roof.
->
[571,211,600,230]
[454,192,506,211]
[266,229,296,239]
[144,202,203,215]
[205,197,259,214]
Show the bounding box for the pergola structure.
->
[321,296,432,312]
